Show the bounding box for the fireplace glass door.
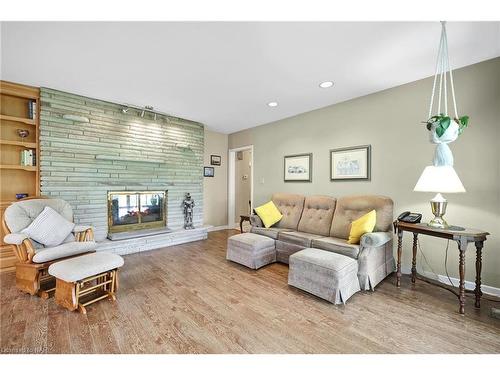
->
[108,191,166,233]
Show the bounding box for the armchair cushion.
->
[3,233,29,245]
[32,240,97,263]
[21,206,75,247]
[4,198,74,233]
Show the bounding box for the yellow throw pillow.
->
[254,201,283,228]
[348,210,377,244]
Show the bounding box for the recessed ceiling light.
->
[319,81,334,88]
[268,101,278,107]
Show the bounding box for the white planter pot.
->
[429,119,459,144]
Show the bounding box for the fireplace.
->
[107,191,167,234]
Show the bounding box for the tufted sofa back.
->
[297,195,337,236]
[330,195,393,239]
[271,193,305,230]
[4,198,74,234]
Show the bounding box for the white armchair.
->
[2,197,96,297]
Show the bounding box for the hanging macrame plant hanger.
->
[426,21,468,167]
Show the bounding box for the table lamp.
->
[414,165,466,229]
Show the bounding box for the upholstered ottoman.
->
[227,233,276,269]
[288,248,360,304]
[49,252,124,314]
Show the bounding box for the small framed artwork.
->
[284,153,312,182]
[203,166,215,177]
[330,145,371,181]
[210,155,221,166]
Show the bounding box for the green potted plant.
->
[425,114,469,144]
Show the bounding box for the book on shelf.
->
[28,100,37,120]
[20,149,35,166]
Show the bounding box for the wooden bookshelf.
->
[0,80,40,272]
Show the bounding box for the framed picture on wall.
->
[210,155,221,166]
[330,145,371,181]
[284,153,312,182]
[203,166,215,177]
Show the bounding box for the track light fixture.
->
[121,104,168,122]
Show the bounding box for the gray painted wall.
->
[229,58,500,288]
[40,88,204,241]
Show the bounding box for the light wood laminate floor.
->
[1,230,499,354]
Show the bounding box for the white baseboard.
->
[401,267,500,297]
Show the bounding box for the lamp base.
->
[428,216,449,229]
[428,195,449,229]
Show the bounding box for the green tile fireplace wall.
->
[40,88,204,241]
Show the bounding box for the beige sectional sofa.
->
[250,193,395,290]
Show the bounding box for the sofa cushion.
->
[348,209,376,244]
[251,226,293,240]
[32,240,97,263]
[4,198,74,233]
[21,206,75,247]
[254,201,283,228]
[311,237,361,259]
[276,240,306,264]
[330,195,393,240]
[297,195,336,236]
[278,231,325,247]
[271,193,305,230]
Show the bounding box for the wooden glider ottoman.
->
[48,252,124,314]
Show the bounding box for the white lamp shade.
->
[414,166,466,193]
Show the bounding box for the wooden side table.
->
[239,215,251,232]
[394,221,489,314]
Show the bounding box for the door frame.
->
[228,145,254,228]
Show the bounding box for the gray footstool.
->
[227,233,276,269]
[288,248,360,304]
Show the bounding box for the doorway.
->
[228,145,253,230]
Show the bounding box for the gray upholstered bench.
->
[49,252,124,314]
[288,248,360,304]
[227,233,276,269]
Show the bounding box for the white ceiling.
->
[1,22,499,134]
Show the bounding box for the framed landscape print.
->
[284,153,312,182]
[330,145,371,181]
[203,166,215,177]
[210,155,221,166]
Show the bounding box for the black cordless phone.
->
[397,211,422,224]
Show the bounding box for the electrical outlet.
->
[260,178,265,184]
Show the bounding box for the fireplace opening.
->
[108,191,167,235]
